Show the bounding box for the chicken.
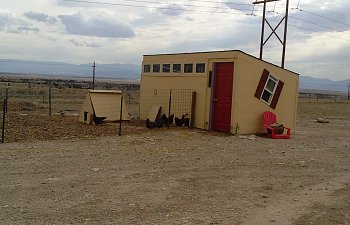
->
[175,115,185,127]
[146,119,157,129]
[146,114,175,129]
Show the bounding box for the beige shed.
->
[79,90,130,125]
[140,50,299,134]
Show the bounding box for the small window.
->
[144,64,151,73]
[162,64,170,73]
[173,64,181,73]
[184,64,193,73]
[255,69,284,109]
[261,90,272,103]
[265,76,277,92]
[196,63,205,73]
[261,75,278,104]
[153,64,160,73]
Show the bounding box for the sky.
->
[0,0,350,80]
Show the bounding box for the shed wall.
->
[90,92,129,121]
[78,91,130,125]
[140,76,207,128]
[140,51,298,134]
[78,94,94,124]
[227,53,298,134]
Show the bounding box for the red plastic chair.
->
[263,111,291,139]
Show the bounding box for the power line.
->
[120,0,253,11]
[257,13,350,42]
[255,4,350,42]
[262,19,350,42]
[183,0,253,6]
[271,1,350,29]
[263,12,350,42]
[61,0,256,14]
[283,21,350,42]
[270,11,350,34]
[291,0,350,27]
[61,0,350,42]
[292,8,350,27]
[61,0,289,15]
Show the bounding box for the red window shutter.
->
[270,80,284,109]
[255,69,270,99]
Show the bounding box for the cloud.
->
[58,12,135,38]
[0,11,15,30]
[17,27,39,33]
[0,11,39,33]
[157,4,187,16]
[283,4,350,35]
[224,0,255,13]
[70,39,101,48]
[24,12,57,24]
[223,1,350,34]
[55,0,95,8]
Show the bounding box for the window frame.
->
[162,64,170,73]
[172,64,182,73]
[195,63,206,73]
[184,63,193,73]
[152,64,160,73]
[260,74,279,105]
[143,64,151,73]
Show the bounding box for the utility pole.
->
[92,61,96,89]
[348,82,350,100]
[253,0,290,68]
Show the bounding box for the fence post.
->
[119,95,123,136]
[1,98,6,143]
[190,91,196,128]
[5,88,8,113]
[42,91,46,103]
[168,90,172,128]
[49,86,52,116]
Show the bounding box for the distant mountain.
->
[0,59,141,79]
[0,59,349,92]
[299,76,349,92]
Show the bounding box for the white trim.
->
[260,73,279,105]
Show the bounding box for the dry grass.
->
[1,84,140,118]
[298,99,350,120]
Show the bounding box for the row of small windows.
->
[144,63,206,74]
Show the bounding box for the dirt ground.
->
[0,101,349,225]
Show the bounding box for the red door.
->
[213,62,234,132]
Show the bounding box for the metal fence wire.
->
[299,92,348,101]
[0,83,139,117]
[0,82,140,143]
[141,89,196,127]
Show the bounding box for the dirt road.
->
[0,117,349,225]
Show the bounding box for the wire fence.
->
[299,91,349,101]
[141,89,196,127]
[0,82,140,143]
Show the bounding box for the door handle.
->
[213,98,218,101]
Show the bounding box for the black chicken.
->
[175,115,185,127]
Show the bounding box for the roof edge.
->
[143,50,299,76]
